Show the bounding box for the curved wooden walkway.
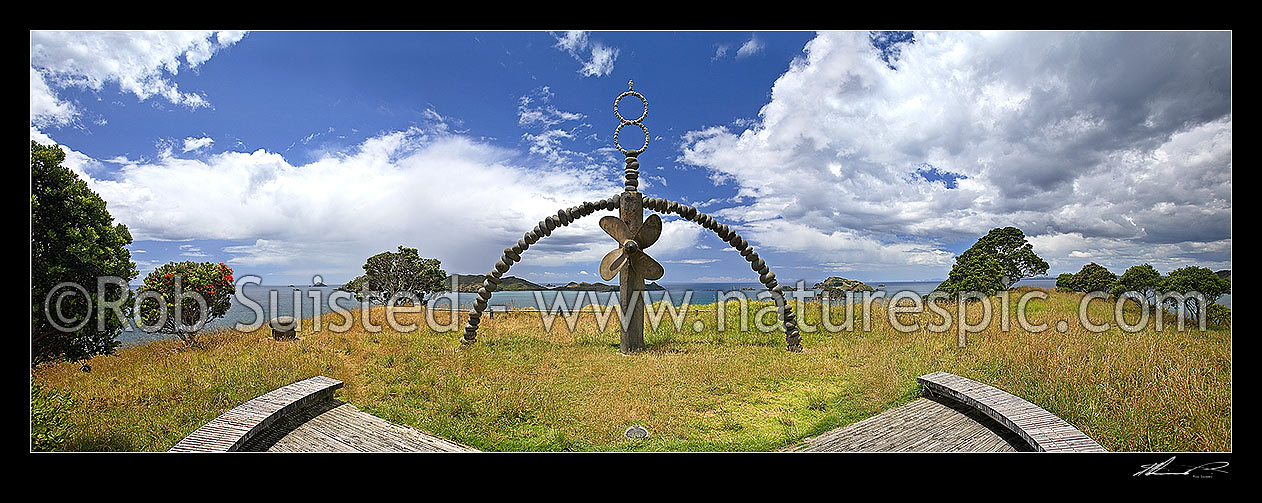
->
[173,372,1102,452]
[787,395,1029,452]
[169,376,476,452]
[791,372,1105,452]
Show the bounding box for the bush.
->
[1057,263,1116,293]
[31,382,75,451]
[1055,273,1078,292]
[31,141,137,366]
[1206,304,1230,329]
[135,261,235,346]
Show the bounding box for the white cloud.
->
[42,121,701,281]
[736,36,764,58]
[30,68,76,127]
[29,31,246,125]
[550,31,619,77]
[713,45,729,61]
[516,87,601,168]
[182,136,214,152]
[179,244,209,257]
[679,31,1231,277]
[666,258,720,265]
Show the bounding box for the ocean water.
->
[116,277,1228,345]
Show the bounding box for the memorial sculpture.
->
[460,81,803,353]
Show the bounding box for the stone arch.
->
[640,194,802,352]
[459,193,803,352]
[459,195,622,344]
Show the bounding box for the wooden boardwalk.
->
[170,376,343,452]
[791,372,1105,452]
[786,396,1029,452]
[170,376,476,452]
[918,371,1105,452]
[174,372,1101,453]
[241,400,477,452]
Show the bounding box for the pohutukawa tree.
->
[457,81,804,353]
[1112,263,1162,305]
[135,261,234,346]
[31,141,137,366]
[347,245,447,307]
[936,226,1048,297]
[1158,266,1231,323]
[1060,262,1117,294]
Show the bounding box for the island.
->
[549,281,665,292]
[447,275,546,292]
[812,276,875,297]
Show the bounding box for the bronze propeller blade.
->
[599,215,631,243]
[630,251,665,280]
[599,247,627,281]
[598,213,665,281]
[635,214,662,249]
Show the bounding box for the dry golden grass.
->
[32,290,1230,451]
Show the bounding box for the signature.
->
[1134,456,1230,478]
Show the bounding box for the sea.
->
[115,278,1229,346]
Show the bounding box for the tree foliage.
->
[960,227,1049,288]
[1158,266,1231,322]
[935,251,1006,297]
[1055,273,1079,292]
[135,261,235,346]
[31,141,137,366]
[936,226,1046,296]
[1112,264,1162,303]
[349,246,447,306]
[1067,262,1117,293]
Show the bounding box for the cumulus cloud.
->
[30,68,76,127]
[679,31,1231,276]
[29,31,246,125]
[42,122,699,281]
[550,31,620,77]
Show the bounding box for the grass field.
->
[31,288,1231,452]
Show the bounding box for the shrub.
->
[1206,304,1231,329]
[1057,262,1116,293]
[1055,273,1078,292]
[135,261,235,346]
[31,382,75,451]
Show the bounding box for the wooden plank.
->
[917,372,1106,452]
[788,397,1025,452]
[169,376,344,452]
[242,401,478,452]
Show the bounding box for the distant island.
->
[550,281,665,292]
[448,275,545,292]
[444,275,664,292]
[813,276,875,297]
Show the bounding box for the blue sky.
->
[31,31,1232,286]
